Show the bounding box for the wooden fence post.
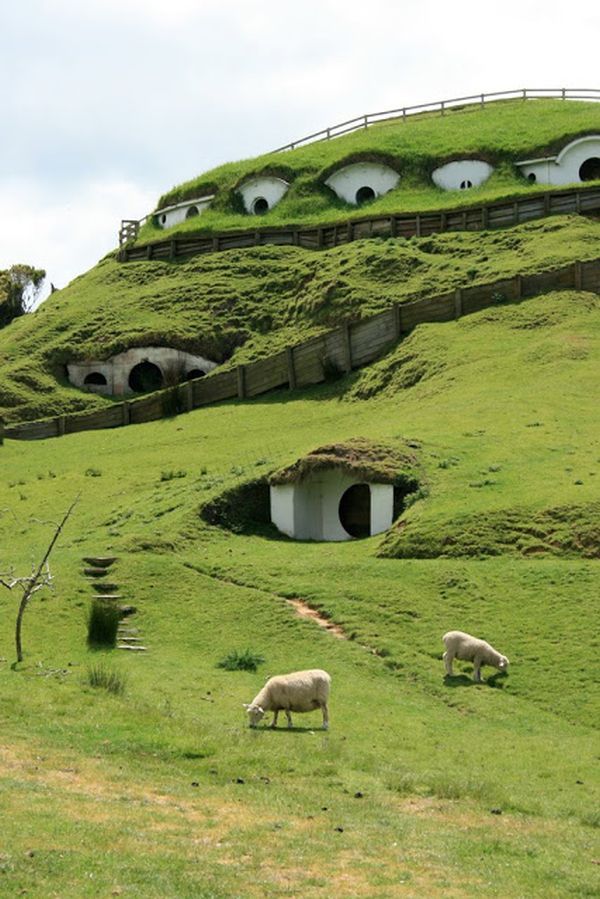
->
[393,304,402,339]
[236,365,246,398]
[184,381,194,412]
[514,274,523,299]
[415,214,421,237]
[481,206,489,229]
[341,323,352,372]
[122,402,130,426]
[454,288,463,319]
[574,261,583,290]
[286,347,296,390]
[0,417,4,446]
[170,239,177,261]
[57,416,66,437]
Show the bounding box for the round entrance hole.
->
[186,205,199,219]
[527,172,537,183]
[186,368,206,380]
[83,372,107,386]
[128,361,163,393]
[252,197,269,215]
[460,180,473,190]
[160,214,167,225]
[338,483,371,539]
[579,157,600,181]
[355,186,376,206]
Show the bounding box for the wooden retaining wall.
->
[119,185,600,258]
[4,257,600,443]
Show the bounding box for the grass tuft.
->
[86,662,127,695]
[216,648,265,672]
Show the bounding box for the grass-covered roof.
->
[269,437,419,485]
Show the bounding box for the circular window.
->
[186,369,206,380]
[186,205,199,219]
[160,214,167,224]
[83,372,107,386]
[460,180,473,190]
[252,197,269,215]
[527,172,537,183]
[338,483,371,539]
[128,361,163,393]
[355,186,376,206]
[579,157,600,181]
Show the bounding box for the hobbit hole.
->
[324,162,400,205]
[252,197,269,215]
[186,368,206,380]
[579,157,600,181]
[83,372,107,386]
[185,205,199,219]
[338,483,371,538]
[355,185,376,205]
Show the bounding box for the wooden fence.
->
[4,257,600,443]
[119,184,600,258]
[270,88,600,153]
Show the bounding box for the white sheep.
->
[243,668,331,729]
[442,631,509,683]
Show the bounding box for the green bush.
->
[86,663,127,695]
[216,648,265,672]
[87,599,120,647]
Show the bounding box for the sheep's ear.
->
[242,703,250,710]
[258,706,264,714]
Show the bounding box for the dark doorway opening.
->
[355,186,376,206]
[186,205,199,219]
[579,157,600,181]
[128,361,163,393]
[339,483,371,538]
[252,197,269,215]
[527,172,537,183]
[186,368,206,380]
[460,179,473,190]
[83,372,107,386]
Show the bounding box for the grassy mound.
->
[269,436,419,484]
[2,214,600,423]
[142,99,600,240]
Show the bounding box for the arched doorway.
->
[579,158,600,181]
[252,197,269,215]
[83,372,107,386]
[186,205,199,219]
[186,369,205,380]
[338,483,371,538]
[128,361,163,393]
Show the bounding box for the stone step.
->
[92,595,123,602]
[117,627,139,635]
[92,582,119,594]
[119,605,138,618]
[83,567,109,578]
[118,635,143,643]
[117,644,147,651]
[82,556,118,568]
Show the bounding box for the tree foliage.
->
[0,264,46,328]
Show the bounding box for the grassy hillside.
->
[2,214,600,423]
[134,99,600,241]
[0,285,598,896]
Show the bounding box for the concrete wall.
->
[237,177,289,214]
[516,135,600,186]
[325,163,400,205]
[432,160,493,191]
[270,470,394,541]
[68,346,218,396]
[156,196,214,229]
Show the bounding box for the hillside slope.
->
[0,282,598,896]
[2,214,600,423]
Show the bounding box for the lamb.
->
[243,668,331,729]
[442,630,509,683]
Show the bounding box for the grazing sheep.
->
[243,668,331,729]
[443,631,509,683]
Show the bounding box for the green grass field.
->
[1,286,598,897]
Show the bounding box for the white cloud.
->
[0,178,155,304]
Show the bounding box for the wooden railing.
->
[3,256,600,442]
[118,184,600,262]
[270,88,600,153]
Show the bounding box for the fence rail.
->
[270,88,600,153]
[3,257,600,443]
[118,184,600,260]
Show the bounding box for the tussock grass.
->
[86,662,127,695]
[216,648,265,672]
[87,599,120,647]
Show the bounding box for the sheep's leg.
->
[321,703,329,730]
[473,659,482,683]
[271,710,279,728]
[443,650,454,676]
[285,709,293,728]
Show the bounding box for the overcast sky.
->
[1,0,599,301]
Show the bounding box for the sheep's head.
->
[497,655,509,672]
[243,703,265,727]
